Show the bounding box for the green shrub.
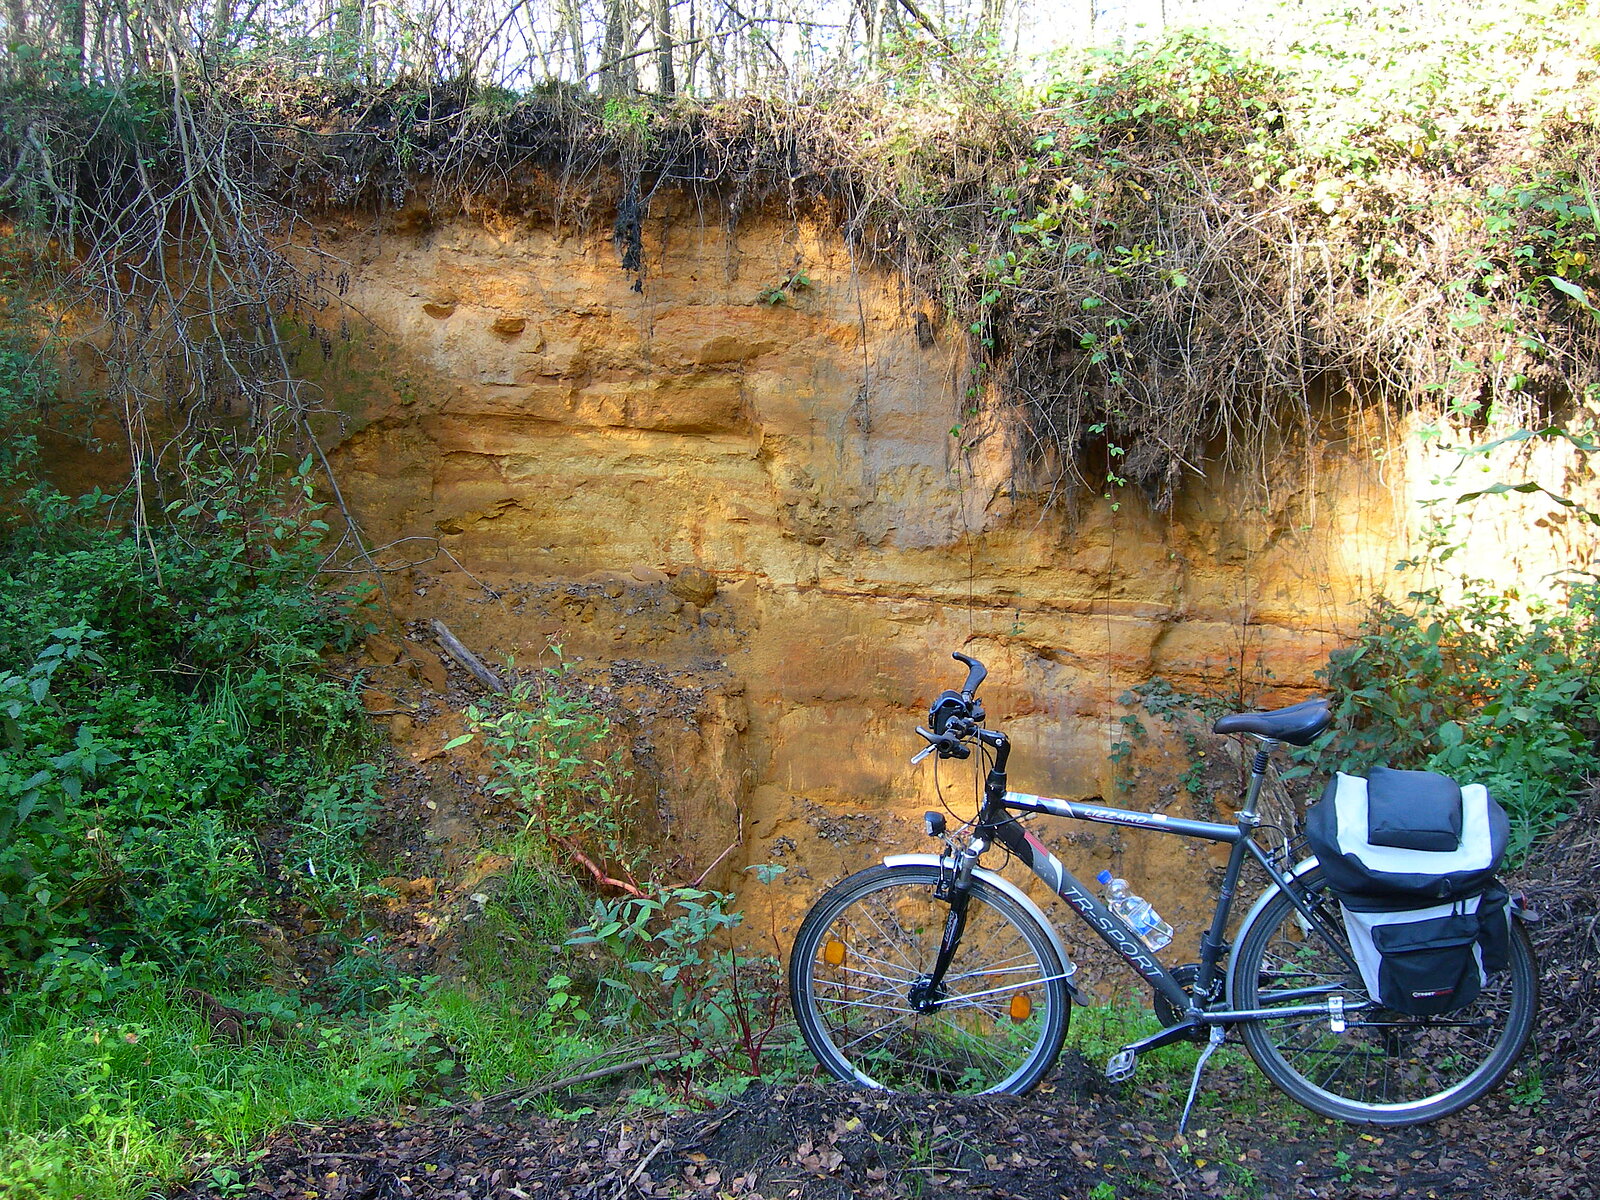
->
[470,670,792,1095]
[1314,566,1600,855]
[569,879,789,1087]
[467,664,643,890]
[0,453,374,977]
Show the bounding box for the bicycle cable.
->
[968,736,1031,851]
[930,739,979,827]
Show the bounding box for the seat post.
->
[1239,739,1277,822]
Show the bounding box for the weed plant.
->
[0,306,510,1195]
[1070,990,1279,1118]
[1109,525,1600,856]
[467,673,794,1099]
[0,451,375,975]
[1312,553,1600,856]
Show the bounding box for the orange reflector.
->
[823,940,846,967]
[1009,993,1032,1022]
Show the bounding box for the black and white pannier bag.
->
[1304,767,1513,1017]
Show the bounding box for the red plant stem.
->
[559,836,647,898]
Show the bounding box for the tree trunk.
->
[332,0,365,78]
[209,0,232,55]
[5,0,37,81]
[651,0,674,94]
[4,0,27,43]
[681,0,698,92]
[599,0,629,94]
[61,0,86,77]
[559,0,587,80]
[979,0,1005,42]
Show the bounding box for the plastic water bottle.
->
[1097,870,1173,951]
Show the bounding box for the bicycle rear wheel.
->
[1231,867,1538,1125]
[789,864,1070,1095]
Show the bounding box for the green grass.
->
[0,855,710,1198]
[0,974,624,1200]
[0,986,383,1198]
[456,849,591,1010]
[1068,989,1286,1118]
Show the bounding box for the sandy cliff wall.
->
[301,189,1596,958]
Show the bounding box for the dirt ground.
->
[172,1045,1593,1200]
[175,790,1600,1200]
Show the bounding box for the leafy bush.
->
[0,453,373,977]
[569,878,789,1089]
[467,666,643,893]
[469,669,790,1095]
[1315,566,1600,855]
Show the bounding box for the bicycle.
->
[788,652,1539,1128]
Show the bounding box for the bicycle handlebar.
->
[912,652,990,763]
[951,652,987,702]
[912,725,971,763]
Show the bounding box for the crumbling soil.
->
[173,1046,1591,1200]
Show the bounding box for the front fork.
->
[911,729,1011,1011]
[909,875,973,1011]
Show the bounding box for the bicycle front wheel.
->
[1231,867,1538,1125]
[789,864,1071,1095]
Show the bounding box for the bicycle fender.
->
[882,853,1075,980]
[1224,856,1320,1007]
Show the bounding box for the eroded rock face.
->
[306,192,1596,950]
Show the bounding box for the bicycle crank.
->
[1152,963,1219,1043]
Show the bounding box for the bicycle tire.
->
[789,863,1071,1095]
[1230,866,1538,1125]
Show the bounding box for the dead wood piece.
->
[619,1136,671,1198]
[430,619,506,693]
[475,1052,676,1108]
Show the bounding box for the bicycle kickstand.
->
[1177,1024,1227,1136]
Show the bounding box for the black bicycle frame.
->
[929,729,1359,1043]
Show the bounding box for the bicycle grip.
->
[952,652,987,701]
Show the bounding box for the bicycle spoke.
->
[1236,869,1536,1122]
[793,866,1068,1096]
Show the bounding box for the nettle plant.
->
[0,452,373,980]
[1314,558,1600,858]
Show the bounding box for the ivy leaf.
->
[1548,275,1597,312]
[1457,480,1600,524]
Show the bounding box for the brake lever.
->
[911,725,971,763]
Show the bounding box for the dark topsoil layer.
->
[177,800,1600,1200]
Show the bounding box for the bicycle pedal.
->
[1105,1048,1138,1083]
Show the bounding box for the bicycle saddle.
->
[1211,697,1332,746]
